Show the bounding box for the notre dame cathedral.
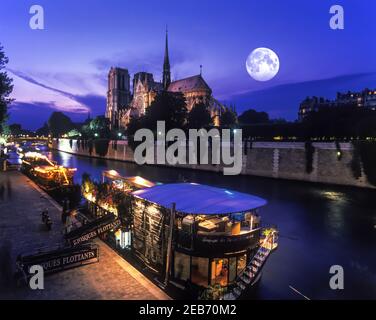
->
[105,31,224,129]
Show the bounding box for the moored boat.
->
[21,152,76,190]
[81,170,278,299]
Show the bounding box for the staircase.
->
[223,229,277,300]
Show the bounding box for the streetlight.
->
[94,133,99,138]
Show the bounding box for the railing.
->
[223,228,278,300]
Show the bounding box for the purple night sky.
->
[0,0,375,130]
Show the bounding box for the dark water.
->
[49,150,376,300]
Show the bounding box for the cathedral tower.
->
[105,67,131,129]
[162,29,171,90]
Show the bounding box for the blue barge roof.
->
[131,183,267,215]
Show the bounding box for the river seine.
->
[50,150,376,299]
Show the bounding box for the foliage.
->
[350,142,362,180]
[126,91,188,150]
[36,122,49,136]
[354,141,376,186]
[9,123,22,135]
[113,192,133,226]
[94,139,110,157]
[238,109,269,125]
[301,106,376,139]
[199,284,226,300]
[186,102,213,129]
[81,173,98,208]
[67,129,80,137]
[143,91,188,131]
[220,109,237,128]
[47,112,75,137]
[81,115,111,138]
[304,141,315,174]
[0,44,13,133]
[239,106,376,140]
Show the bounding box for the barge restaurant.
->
[84,170,278,299]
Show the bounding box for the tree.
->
[47,112,75,137]
[187,103,213,129]
[36,122,49,137]
[9,123,22,136]
[0,44,13,133]
[220,108,237,128]
[88,116,110,138]
[144,91,188,131]
[81,115,110,138]
[238,109,269,125]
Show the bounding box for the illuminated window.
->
[211,258,228,286]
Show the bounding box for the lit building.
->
[298,96,333,121]
[105,30,224,129]
[105,67,132,129]
[298,88,376,120]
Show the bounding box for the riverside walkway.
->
[0,170,170,300]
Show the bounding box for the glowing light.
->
[131,176,155,188]
[107,170,119,177]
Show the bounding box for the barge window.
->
[211,258,228,287]
[174,252,190,281]
[191,257,209,287]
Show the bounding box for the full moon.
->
[246,47,280,81]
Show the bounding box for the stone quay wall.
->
[51,139,374,189]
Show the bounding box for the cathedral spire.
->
[163,27,171,90]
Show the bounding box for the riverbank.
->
[0,170,169,300]
[51,139,375,189]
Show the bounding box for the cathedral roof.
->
[168,75,212,94]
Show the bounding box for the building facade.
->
[298,88,376,120]
[106,31,223,129]
[105,67,131,129]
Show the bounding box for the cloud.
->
[6,69,108,129]
[8,102,88,131]
[7,68,109,113]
